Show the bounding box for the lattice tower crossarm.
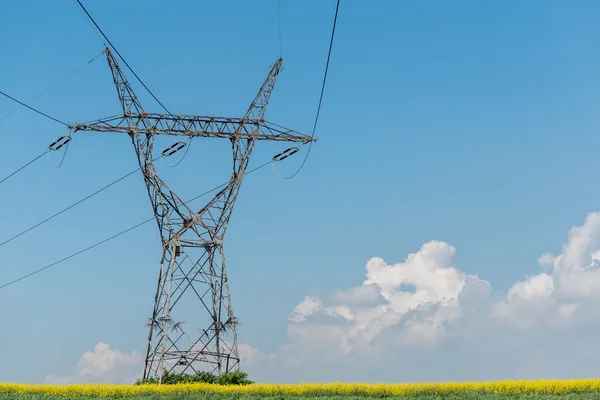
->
[70,47,314,382]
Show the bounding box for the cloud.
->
[284,240,485,354]
[288,296,322,323]
[329,284,384,306]
[491,212,600,329]
[45,343,143,385]
[50,212,600,384]
[242,211,600,382]
[237,343,269,367]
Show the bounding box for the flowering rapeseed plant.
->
[2,379,600,398]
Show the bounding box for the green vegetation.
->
[134,371,253,386]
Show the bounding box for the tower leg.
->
[218,244,240,372]
[158,240,178,384]
[143,260,164,381]
[143,239,240,381]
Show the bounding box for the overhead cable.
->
[0,153,289,290]
[0,51,103,125]
[275,0,340,179]
[75,0,174,116]
[0,152,47,186]
[0,136,73,186]
[0,218,151,290]
[0,90,69,127]
[0,158,155,249]
[0,53,102,183]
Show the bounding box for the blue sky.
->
[4,0,600,384]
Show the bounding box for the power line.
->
[0,159,152,249]
[0,90,69,127]
[74,0,174,116]
[0,158,275,290]
[161,138,192,169]
[0,151,47,186]
[0,51,103,125]
[0,53,103,185]
[311,0,340,142]
[53,138,71,169]
[0,136,71,187]
[186,159,272,204]
[0,217,151,290]
[277,0,340,179]
[71,0,106,46]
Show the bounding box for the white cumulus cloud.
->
[288,296,323,323]
[45,343,143,385]
[492,212,600,329]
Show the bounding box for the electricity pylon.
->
[71,47,313,382]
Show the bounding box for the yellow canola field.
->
[2,379,600,398]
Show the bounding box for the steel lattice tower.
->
[71,48,313,381]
